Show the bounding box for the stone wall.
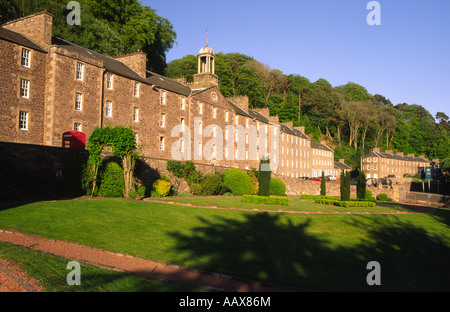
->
[0,142,88,200]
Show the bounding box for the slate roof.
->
[0,27,47,53]
[362,150,429,163]
[335,161,351,170]
[51,36,191,97]
[311,141,333,152]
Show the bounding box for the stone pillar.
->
[392,184,399,202]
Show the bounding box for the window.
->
[20,79,29,98]
[198,120,202,134]
[133,107,139,122]
[181,98,186,110]
[213,107,217,118]
[106,73,113,89]
[76,62,84,80]
[75,92,83,111]
[161,91,166,105]
[134,82,139,97]
[19,111,28,130]
[180,117,185,126]
[105,101,112,117]
[181,139,185,153]
[74,122,82,132]
[199,102,202,114]
[225,111,229,122]
[21,48,30,68]
[160,113,165,127]
[235,115,238,125]
[160,137,165,150]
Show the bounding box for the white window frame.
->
[107,73,113,90]
[134,82,140,97]
[74,122,82,132]
[181,97,186,110]
[19,111,28,130]
[20,79,29,98]
[160,113,166,127]
[76,62,84,81]
[105,100,112,117]
[75,92,83,111]
[161,91,166,105]
[160,136,165,151]
[21,48,31,68]
[133,107,139,122]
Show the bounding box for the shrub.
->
[97,161,125,197]
[153,179,171,197]
[334,201,376,207]
[137,185,149,197]
[247,170,259,195]
[270,178,286,196]
[241,195,289,206]
[223,168,252,195]
[365,189,373,200]
[128,190,137,199]
[189,183,203,196]
[376,193,392,201]
[200,173,225,195]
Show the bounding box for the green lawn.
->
[0,198,449,291]
[153,196,421,213]
[0,242,207,292]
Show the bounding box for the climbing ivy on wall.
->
[85,126,139,198]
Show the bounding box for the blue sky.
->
[146,0,450,118]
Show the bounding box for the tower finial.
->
[206,29,208,47]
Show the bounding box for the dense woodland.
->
[2,0,449,171]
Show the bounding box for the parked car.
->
[310,177,321,182]
[326,175,337,181]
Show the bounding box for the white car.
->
[326,175,337,181]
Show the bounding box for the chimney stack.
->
[3,11,53,51]
[115,52,147,77]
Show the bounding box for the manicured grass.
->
[1,198,449,291]
[0,242,207,292]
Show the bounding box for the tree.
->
[340,171,351,201]
[357,170,366,199]
[320,171,326,196]
[335,82,372,102]
[258,156,271,196]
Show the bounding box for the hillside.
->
[165,52,450,169]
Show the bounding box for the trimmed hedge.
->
[270,178,286,196]
[241,195,289,206]
[315,198,377,207]
[301,195,341,200]
[223,168,252,195]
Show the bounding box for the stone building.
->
[361,148,430,179]
[0,11,350,181]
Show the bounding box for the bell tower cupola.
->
[192,30,219,88]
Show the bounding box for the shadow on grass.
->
[168,212,450,291]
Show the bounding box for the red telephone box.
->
[62,131,86,150]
